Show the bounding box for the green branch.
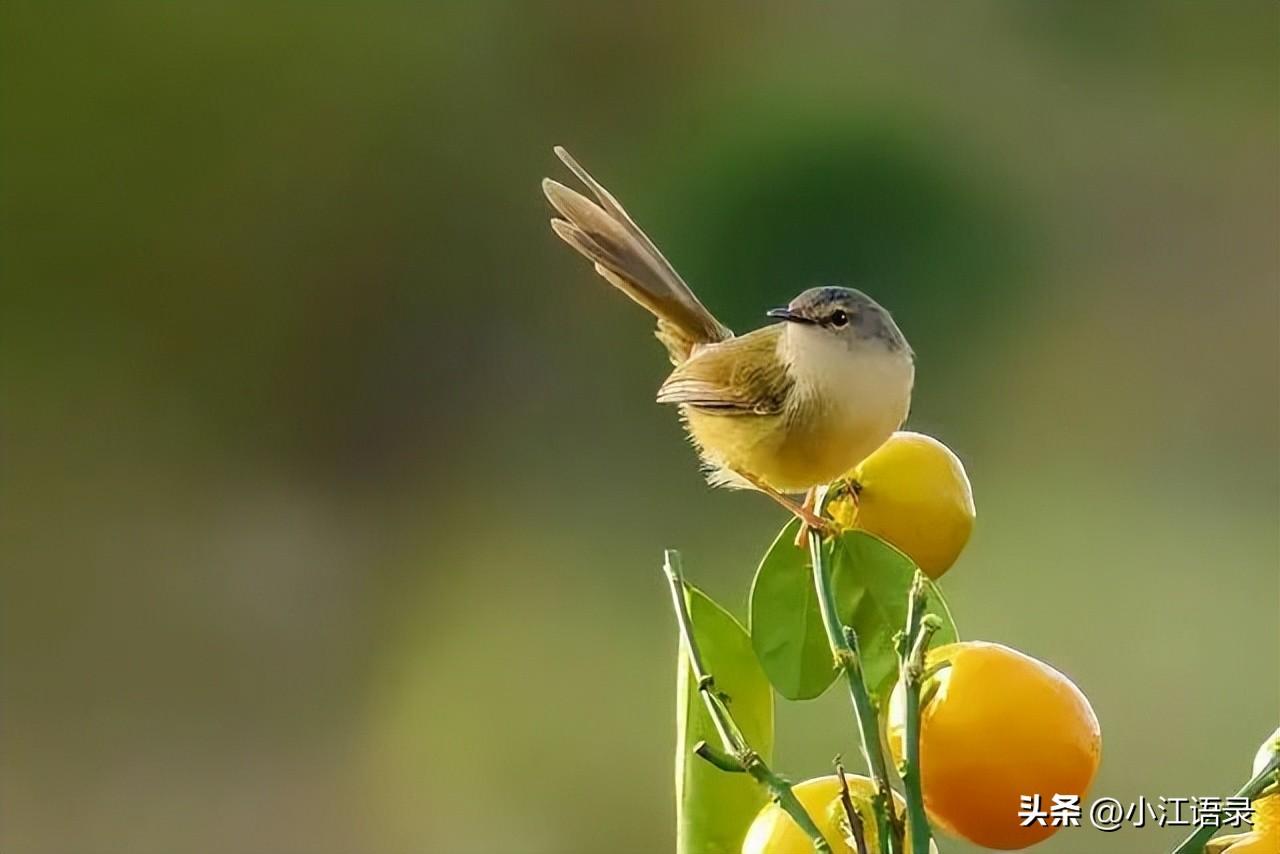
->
[662,550,832,853]
[898,572,941,854]
[806,487,903,854]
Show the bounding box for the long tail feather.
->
[542,148,731,362]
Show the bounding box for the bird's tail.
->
[542,147,731,363]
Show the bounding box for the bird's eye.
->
[830,310,849,327]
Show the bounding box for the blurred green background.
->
[3,4,1277,853]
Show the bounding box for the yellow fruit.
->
[1252,774,1280,842]
[886,642,1101,850]
[1212,825,1277,852]
[829,431,975,579]
[1210,799,1279,854]
[742,773,933,854]
[1211,740,1280,853]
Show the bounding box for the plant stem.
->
[662,550,832,853]
[806,487,902,854]
[835,755,870,854]
[899,572,941,854]
[1172,749,1280,854]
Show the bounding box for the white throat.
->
[781,324,914,419]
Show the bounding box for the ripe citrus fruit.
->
[1206,795,1278,852]
[1207,795,1279,853]
[829,431,975,579]
[742,773,934,854]
[1208,733,1280,853]
[886,641,1101,850]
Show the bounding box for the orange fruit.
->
[886,641,1101,850]
[1209,735,1280,853]
[1208,794,1278,852]
[742,773,934,854]
[828,432,975,579]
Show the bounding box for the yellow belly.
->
[684,404,897,493]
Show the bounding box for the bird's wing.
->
[656,325,792,415]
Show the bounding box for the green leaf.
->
[749,525,959,703]
[833,530,959,701]
[748,519,835,700]
[676,583,774,854]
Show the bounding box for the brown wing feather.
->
[656,326,792,415]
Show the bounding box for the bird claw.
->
[792,487,835,546]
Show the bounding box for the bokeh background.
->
[3,4,1277,853]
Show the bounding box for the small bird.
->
[542,147,914,531]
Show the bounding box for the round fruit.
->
[742,773,933,854]
[1208,800,1278,854]
[886,641,1101,850]
[1209,736,1280,853]
[829,431,975,579]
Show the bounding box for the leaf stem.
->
[662,550,832,853]
[1171,747,1280,854]
[899,572,941,854]
[806,487,903,854]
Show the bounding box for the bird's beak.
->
[766,307,815,325]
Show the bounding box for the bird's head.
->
[767,286,911,355]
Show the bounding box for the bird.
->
[541,147,914,532]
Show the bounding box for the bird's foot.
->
[734,471,835,544]
[793,487,834,547]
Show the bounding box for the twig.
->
[806,486,902,854]
[835,755,870,854]
[920,660,951,681]
[898,572,941,854]
[662,550,832,853]
[1172,745,1280,854]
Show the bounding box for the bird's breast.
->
[772,345,914,487]
[683,331,914,493]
